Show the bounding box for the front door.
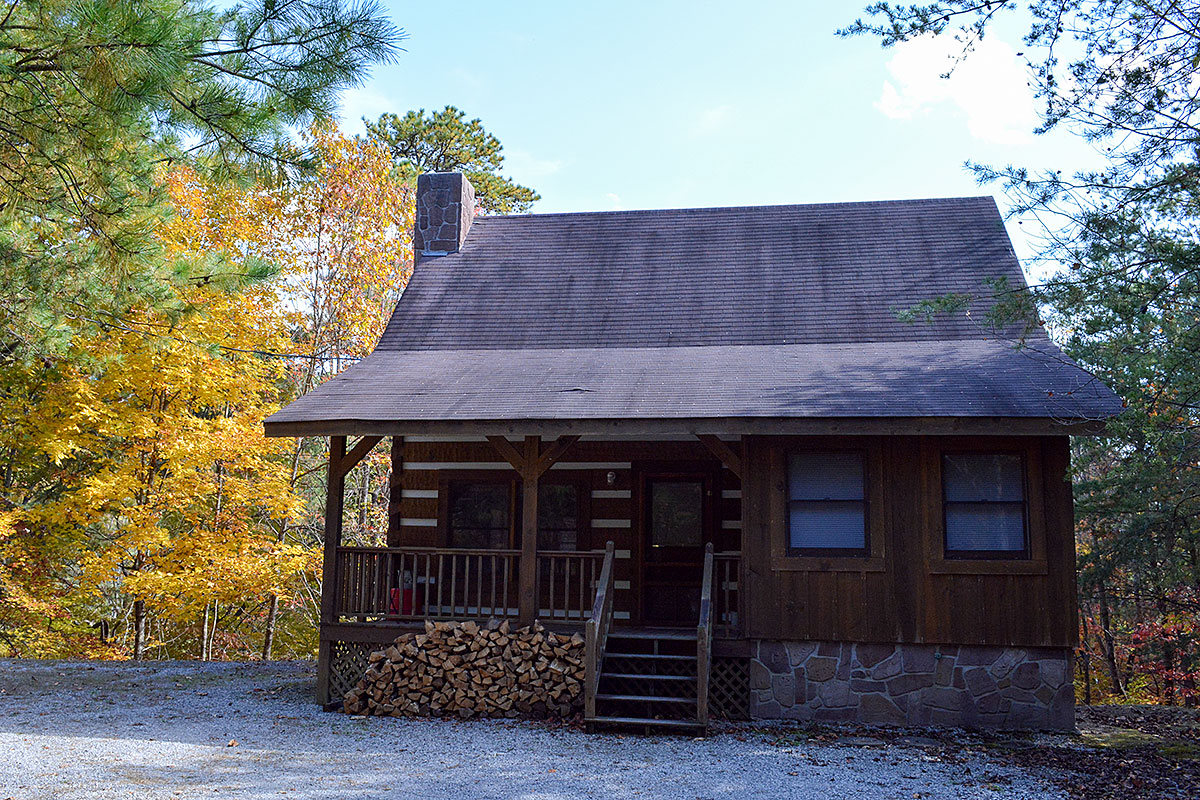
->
[640,472,713,626]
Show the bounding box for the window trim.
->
[768,438,886,572]
[941,451,1030,560]
[785,450,870,558]
[924,438,1048,576]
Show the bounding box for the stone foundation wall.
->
[749,640,1074,730]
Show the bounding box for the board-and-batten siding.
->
[387,438,743,625]
[740,434,1076,649]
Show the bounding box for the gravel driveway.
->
[0,659,1063,799]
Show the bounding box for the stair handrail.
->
[696,542,715,729]
[584,540,616,719]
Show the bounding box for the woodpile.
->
[343,619,585,719]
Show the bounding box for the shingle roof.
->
[266,196,1123,435]
[378,197,1025,350]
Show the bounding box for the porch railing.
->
[584,541,616,719]
[333,545,742,636]
[334,546,607,623]
[539,550,606,621]
[696,542,715,728]
[714,551,741,637]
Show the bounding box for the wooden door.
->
[640,471,714,625]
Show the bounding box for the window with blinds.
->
[786,451,868,555]
[942,453,1028,558]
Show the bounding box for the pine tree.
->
[0,0,403,354]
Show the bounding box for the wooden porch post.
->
[316,435,346,705]
[519,436,540,625]
[486,434,581,626]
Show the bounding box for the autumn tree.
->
[259,124,414,658]
[364,106,540,213]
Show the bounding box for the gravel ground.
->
[0,659,1064,800]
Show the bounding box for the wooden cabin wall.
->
[386,436,743,625]
[742,434,1077,649]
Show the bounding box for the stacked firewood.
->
[342,619,585,718]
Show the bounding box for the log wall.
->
[387,436,743,627]
[386,433,1076,649]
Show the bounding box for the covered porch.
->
[316,431,746,727]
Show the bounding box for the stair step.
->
[602,672,695,682]
[609,629,696,641]
[596,693,698,705]
[587,715,706,733]
[604,653,696,661]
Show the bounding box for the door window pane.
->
[787,452,867,553]
[449,482,510,549]
[942,453,1027,556]
[649,481,703,547]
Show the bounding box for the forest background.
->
[2,0,1199,708]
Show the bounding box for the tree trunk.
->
[1079,610,1093,706]
[208,601,219,660]
[1158,594,1177,705]
[201,601,210,661]
[1097,584,1124,695]
[133,599,146,660]
[262,594,279,660]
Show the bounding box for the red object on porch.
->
[389,588,422,616]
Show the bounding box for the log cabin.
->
[264,172,1123,732]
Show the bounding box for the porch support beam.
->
[518,436,540,625]
[316,435,347,705]
[697,434,743,480]
[338,435,383,478]
[485,435,526,472]
[485,435,581,624]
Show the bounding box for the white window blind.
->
[787,452,866,552]
[943,453,1027,555]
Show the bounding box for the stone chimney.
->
[414,172,476,258]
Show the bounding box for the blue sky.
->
[340,2,1099,262]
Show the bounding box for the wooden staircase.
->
[587,628,706,733]
[584,544,714,735]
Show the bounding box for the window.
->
[538,483,581,551]
[942,453,1028,558]
[648,480,704,549]
[447,481,511,549]
[786,452,867,555]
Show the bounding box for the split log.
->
[343,619,586,719]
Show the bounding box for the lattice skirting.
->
[328,640,386,702]
[710,657,750,720]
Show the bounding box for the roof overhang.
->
[263,340,1125,439]
[264,415,1111,439]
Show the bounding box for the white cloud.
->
[337,86,399,134]
[605,193,624,211]
[875,34,1038,145]
[692,104,734,137]
[505,149,565,179]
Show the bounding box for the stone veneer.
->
[750,640,1074,730]
[415,172,475,255]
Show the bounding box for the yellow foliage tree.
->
[0,123,411,660]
